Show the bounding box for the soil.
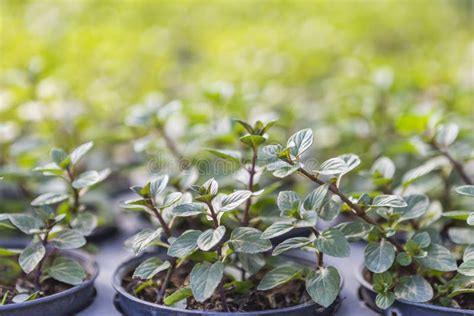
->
[363,269,474,310]
[123,262,324,312]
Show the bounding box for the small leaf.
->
[202,178,219,195]
[71,213,98,236]
[238,253,265,276]
[416,243,457,272]
[394,276,433,303]
[261,222,294,239]
[305,266,341,308]
[257,265,301,291]
[364,239,396,273]
[7,214,42,234]
[72,170,100,189]
[19,242,45,274]
[150,175,169,200]
[51,229,86,249]
[240,135,266,147]
[51,148,68,166]
[315,229,350,258]
[456,185,474,197]
[371,156,395,180]
[220,190,252,212]
[125,228,163,255]
[164,287,193,306]
[287,128,313,157]
[31,193,69,206]
[277,191,300,216]
[396,194,429,222]
[133,257,171,280]
[411,232,431,248]
[273,237,312,256]
[376,292,395,310]
[197,226,226,251]
[335,221,372,242]
[463,244,474,262]
[458,260,474,276]
[167,230,201,257]
[190,261,224,302]
[160,192,183,208]
[207,149,242,163]
[448,227,474,244]
[172,203,206,217]
[229,227,272,254]
[48,257,86,285]
[435,123,458,147]
[370,195,407,208]
[70,141,94,164]
[442,211,473,221]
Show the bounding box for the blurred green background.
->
[0,0,473,173]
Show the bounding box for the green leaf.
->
[442,211,473,221]
[219,190,252,212]
[448,227,474,244]
[305,266,341,308]
[160,192,183,208]
[71,213,98,236]
[287,128,313,158]
[277,191,300,216]
[238,253,265,276]
[371,156,395,180]
[172,203,205,217]
[411,232,431,248]
[302,184,327,211]
[240,135,266,147]
[335,221,372,242]
[261,222,294,239]
[202,178,219,195]
[315,229,350,258]
[31,193,69,206]
[7,214,42,234]
[51,148,68,167]
[72,170,99,189]
[273,237,312,256]
[463,244,474,262]
[150,175,169,200]
[190,261,224,302]
[456,185,474,197]
[133,257,171,280]
[234,119,254,134]
[229,227,272,254]
[257,265,301,291]
[394,276,433,303]
[435,123,458,147]
[416,243,457,271]
[70,141,94,164]
[48,257,86,285]
[396,194,429,222]
[0,248,20,256]
[375,292,395,310]
[12,292,39,304]
[164,287,193,306]
[197,226,226,251]
[370,195,407,208]
[34,162,63,175]
[51,229,86,249]
[305,185,341,221]
[125,228,163,255]
[207,149,242,163]
[396,252,413,266]
[167,230,201,257]
[317,157,347,176]
[458,260,474,276]
[402,157,448,187]
[19,242,45,274]
[364,240,395,273]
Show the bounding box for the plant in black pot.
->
[0,193,98,315]
[33,141,117,243]
[114,173,342,315]
[263,127,474,315]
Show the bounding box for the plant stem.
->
[149,203,172,238]
[157,260,176,303]
[34,229,50,291]
[66,167,80,215]
[242,146,258,226]
[157,126,189,170]
[297,167,404,252]
[310,227,324,267]
[205,201,230,312]
[431,142,473,185]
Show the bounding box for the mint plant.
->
[33,142,110,236]
[263,127,474,310]
[0,198,88,304]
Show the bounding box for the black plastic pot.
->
[356,266,474,316]
[0,250,99,316]
[270,227,311,246]
[86,224,119,243]
[113,253,342,316]
[0,234,31,249]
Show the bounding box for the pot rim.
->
[113,251,342,315]
[0,249,99,311]
[355,264,474,314]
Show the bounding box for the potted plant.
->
[262,127,474,315]
[0,192,99,315]
[113,172,342,315]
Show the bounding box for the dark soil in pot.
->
[113,252,342,316]
[356,266,474,316]
[0,250,99,316]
